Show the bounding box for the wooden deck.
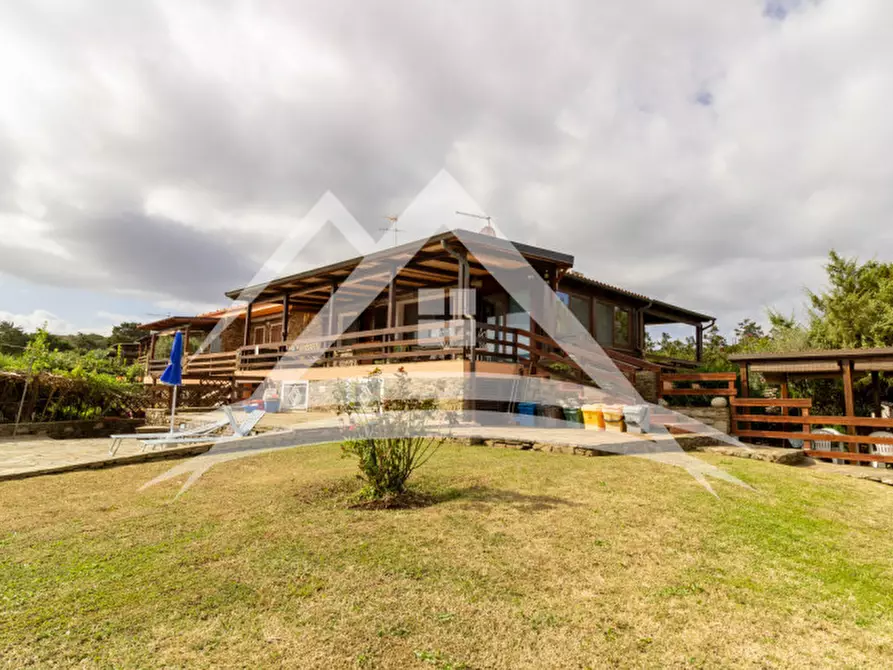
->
[142,320,660,387]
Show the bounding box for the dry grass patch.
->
[1,443,893,668]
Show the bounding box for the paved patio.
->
[0,435,212,481]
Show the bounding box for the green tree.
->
[734,318,765,343]
[807,250,893,348]
[0,320,28,353]
[109,322,145,345]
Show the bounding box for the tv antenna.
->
[380,215,403,246]
[456,210,496,236]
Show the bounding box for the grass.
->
[2,443,893,668]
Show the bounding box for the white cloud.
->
[0,309,75,334]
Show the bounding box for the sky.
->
[1,0,891,337]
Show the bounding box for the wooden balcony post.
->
[695,324,704,363]
[872,371,881,416]
[739,363,749,397]
[386,265,397,335]
[282,293,290,342]
[780,375,789,416]
[242,302,253,347]
[842,359,856,444]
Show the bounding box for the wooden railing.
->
[662,372,737,399]
[144,320,661,388]
[185,351,238,377]
[730,397,893,465]
[237,321,470,373]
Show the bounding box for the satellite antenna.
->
[456,210,496,236]
[379,215,403,246]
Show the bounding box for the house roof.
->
[200,227,707,327]
[561,271,714,325]
[224,229,575,304]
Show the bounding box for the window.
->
[614,307,631,348]
[253,325,266,345]
[595,302,614,347]
[269,323,283,343]
[569,295,592,334]
[557,292,593,338]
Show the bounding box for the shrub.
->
[334,368,448,500]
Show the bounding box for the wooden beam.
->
[695,324,704,363]
[842,359,856,443]
[281,293,290,341]
[872,371,881,416]
[739,364,749,398]
[242,302,253,347]
[780,374,789,416]
[387,265,397,331]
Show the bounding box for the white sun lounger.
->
[136,408,266,449]
[109,417,231,456]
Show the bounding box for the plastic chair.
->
[812,427,844,465]
[867,431,893,469]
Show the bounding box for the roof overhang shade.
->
[728,347,893,377]
[224,230,575,305]
[137,316,220,333]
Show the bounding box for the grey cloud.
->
[1,0,892,330]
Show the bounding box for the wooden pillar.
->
[182,325,191,372]
[282,293,290,342]
[242,302,254,347]
[695,324,704,363]
[842,359,856,444]
[871,371,881,417]
[386,265,397,332]
[149,333,157,360]
[327,282,337,337]
[739,363,749,398]
[780,374,789,416]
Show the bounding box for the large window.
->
[557,292,593,337]
[595,302,614,347]
[569,295,592,333]
[614,307,631,348]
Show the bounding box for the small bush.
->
[334,368,449,500]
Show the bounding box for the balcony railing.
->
[142,320,655,385]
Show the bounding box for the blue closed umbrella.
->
[159,331,184,432]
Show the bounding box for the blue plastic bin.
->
[516,402,537,427]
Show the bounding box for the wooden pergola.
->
[728,347,893,422]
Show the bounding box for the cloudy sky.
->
[1,0,891,336]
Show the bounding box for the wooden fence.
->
[662,372,737,400]
[730,397,893,465]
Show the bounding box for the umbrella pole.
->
[169,385,179,434]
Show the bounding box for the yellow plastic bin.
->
[581,403,605,431]
[602,404,626,433]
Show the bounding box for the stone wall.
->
[634,371,659,403]
[0,417,143,439]
[669,405,731,435]
[306,375,466,411]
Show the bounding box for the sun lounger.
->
[136,408,266,449]
[108,417,230,456]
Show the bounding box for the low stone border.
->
[0,443,213,483]
[462,436,618,457]
[699,445,806,466]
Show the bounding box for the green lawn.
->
[2,443,892,668]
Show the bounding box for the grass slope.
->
[2,443,892,668]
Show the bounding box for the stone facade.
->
[669,405,731,435]
[633,370,659,403]
[306,375,466,411]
